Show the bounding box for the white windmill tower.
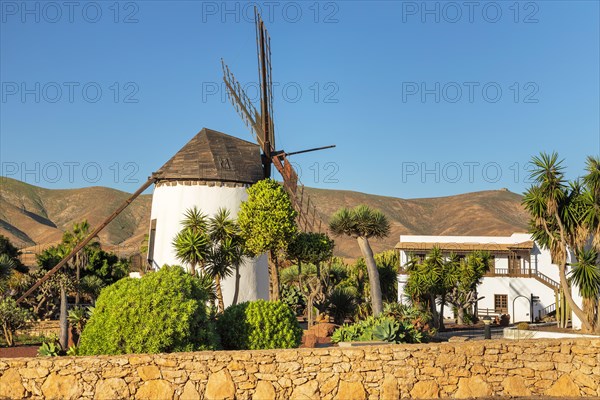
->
[147,127,270,305]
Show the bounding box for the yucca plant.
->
[326,286,357,325]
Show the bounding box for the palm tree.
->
[225,240,244,306]
[172,228,209,276]
[403,247,452,329]
[206,208,244,311]
[208,208,237,242]
[0,254,16,296]
[62,220,99,304]
[570,248,600,328]
[580,156,600,331]
[329,205,390,316]
[446,251,491,325]
[181,207,208,233]
[522,152,599,332]
[172,207,211,276]
[205,237,243,312]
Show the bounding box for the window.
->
[494,294,508,314]
[147,219,157,267]
[408,253,425,263]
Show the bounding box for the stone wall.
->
[16,320,60,338]
[0,338,599,399]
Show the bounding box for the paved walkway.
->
[435,326,505,341]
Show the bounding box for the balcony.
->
[485,268,559,290]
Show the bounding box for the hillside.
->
[0,177,530,259]
[0,177,152,258]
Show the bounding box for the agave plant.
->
[38,341,60,357]
[66,345,79,356]
[373,318,400,342]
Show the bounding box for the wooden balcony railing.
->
[485,269,559,290]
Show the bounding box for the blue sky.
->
[1,0,598,199]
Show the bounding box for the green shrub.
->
[281,284,306,316]
[0,297,31,347]
[78,265,217,355]
[218,300,302,350]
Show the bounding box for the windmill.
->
[17,8,333,305]
[222,8,334,233]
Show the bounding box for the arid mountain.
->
[0,177,530,260]
[0,177,152,260]
[308,187,530,257]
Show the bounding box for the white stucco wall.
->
[149,182,269,307]
[476,277,555,323]
[397,274,556,323]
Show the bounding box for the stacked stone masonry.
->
[0,338,599,399]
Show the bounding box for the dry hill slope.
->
[0,177,530,259]
[306,187,530,257]
[0,177,151,254]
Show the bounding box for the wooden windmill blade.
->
[221,60,264,149]
[275,155,324,233]
[16,177,156,303]
[222,8,328,233]
[255,7,276,152]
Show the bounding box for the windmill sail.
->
[222,8,327,234]
[17,177,157,303]
[272,154,323,233]
[255,8,275,150]
[221,60,264,149]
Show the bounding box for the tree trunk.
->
[75,263,80,305]
[298,261,302,291]
[3,324,13,347]
[232,264,241,306]
[552,211,592,331]
[439,295,446,331]
[558,263,593,331]
[357,236,383,316]
[307,294,315,327]
[583,297,596,330]
[315,262,324,323]
[267,251,281,301]
[429,294,438,327]
[214,275,225,313]
[59,284,68,350]
[596,299,600,334]
[457,306,465,325]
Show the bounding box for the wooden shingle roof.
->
[395,241,534,253]
[152,128,263,184]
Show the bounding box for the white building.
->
[147,128,269,306]
[396,233,583,329]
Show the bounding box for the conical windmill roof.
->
[152,128,263,184]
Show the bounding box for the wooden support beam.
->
[17,177,156,304]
